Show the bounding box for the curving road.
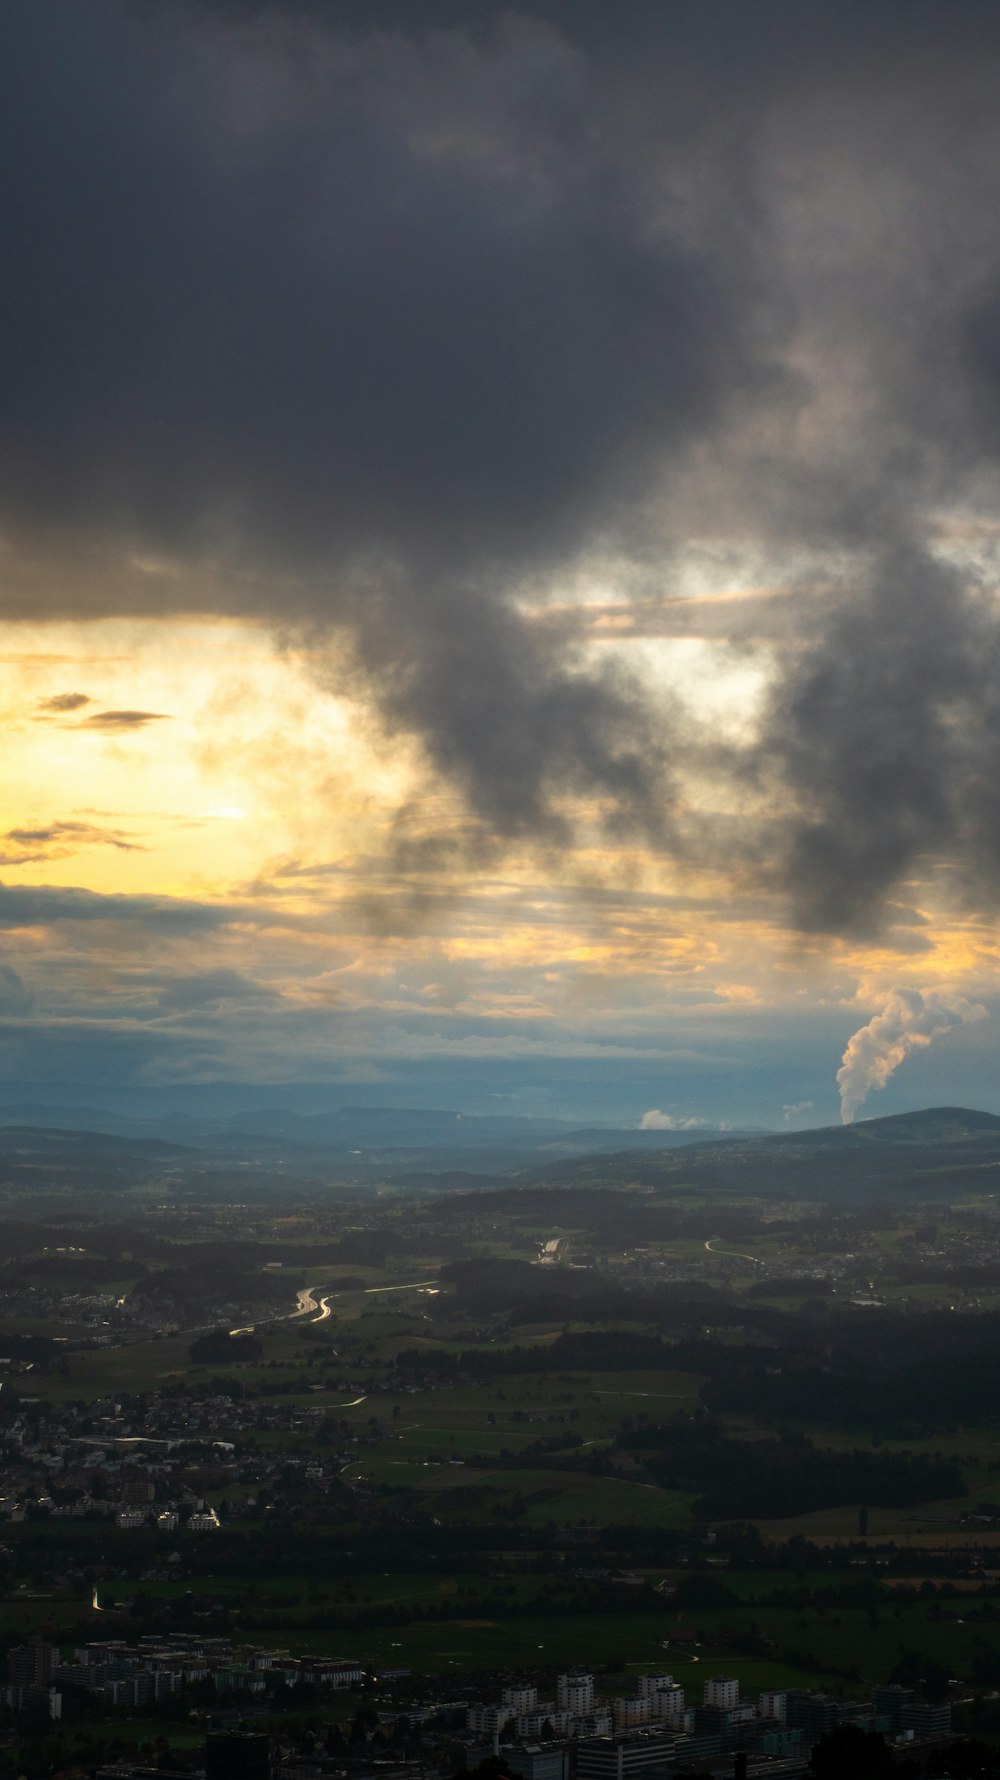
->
[232,1277,438,1340]
[704,1237,761,1264]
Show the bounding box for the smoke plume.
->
[837,988,987,1124]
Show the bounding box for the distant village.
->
[0,1389,362,1533]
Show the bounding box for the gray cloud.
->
[750,544,988,932]
[35,692,92,713]
[155,968,279,1012]
[0,882,235,933]
[4,3,1000,927]
[0,964,33,1017]
[78,710,171,731]
[0,0,757,857]
[5,821,142,854]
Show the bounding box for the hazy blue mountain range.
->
[528,1106,1000,1200]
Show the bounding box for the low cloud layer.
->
[0,881,236,933]
[639,1109,704,1131]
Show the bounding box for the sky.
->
[3,0,1000,1128]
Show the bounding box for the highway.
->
[230,1277,438,1339]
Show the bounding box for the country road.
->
[704,1237,761,1263]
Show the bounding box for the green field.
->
[9,1177,1000,1749]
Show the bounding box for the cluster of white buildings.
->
[3,1635,366,1722]
[466,1672,938,1771]
[114,1503,219,1531]
[468,1672,612,1740]
[468,1672,701,1742]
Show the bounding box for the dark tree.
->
[889,1648,953,1702]
[810,1725,893,1779]
[930,1741,1000,1777]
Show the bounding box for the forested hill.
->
[526,1106,1000,1200]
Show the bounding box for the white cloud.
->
[782,1100,814,1123]
[639,1108,703,1129]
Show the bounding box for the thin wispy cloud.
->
[4,820,143,855]
[77,709,171,731]
[35,691,92,714]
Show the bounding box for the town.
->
[2,1637,957,1779]
[7,1128,1000,1778]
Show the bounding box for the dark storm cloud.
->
[0,0,754,851]
[748,545,986,931]
[5,1,1000,922]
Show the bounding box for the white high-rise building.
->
[558,1672,595,1714]
[466,1706,505,1734]
[516,1708,572,1737]
[703,1676,739,1710]
[758,1691,787,1722]
[650,1686,685,1721]
[637,1674,674,1699]
[612,1697,650,1728]
[502,1686,538,1713]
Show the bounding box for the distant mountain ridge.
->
[0,1104,997,1205]
[769,1106,1000,1147]
[0,1096,756,1158]
[527,1106,1000,1200]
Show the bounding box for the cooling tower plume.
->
[837,987,987,1123]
